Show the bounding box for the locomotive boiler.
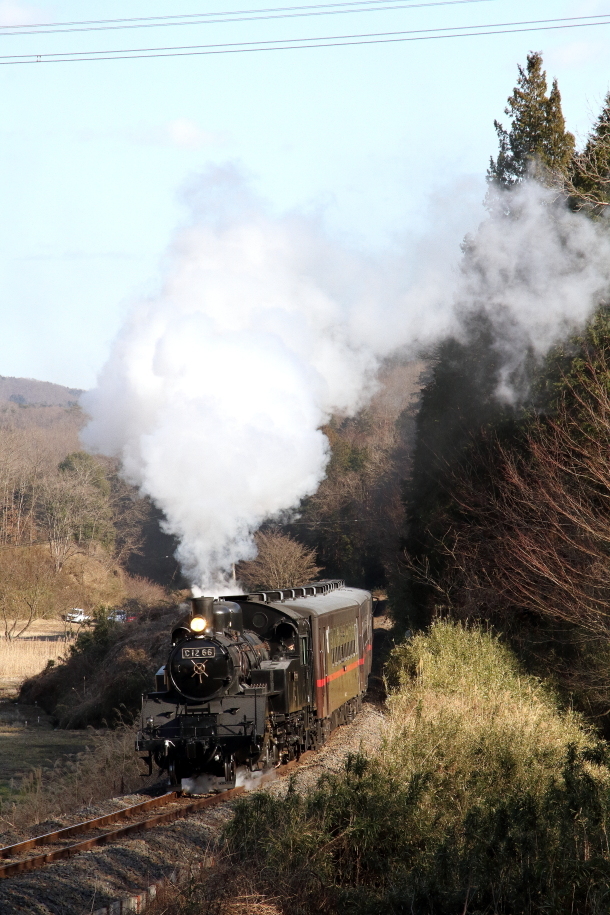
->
[137,580,373,788]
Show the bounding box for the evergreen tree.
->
[571,91,610,208]
[588,91,610,156]
[395,314,522,629]
[488,52,575,189]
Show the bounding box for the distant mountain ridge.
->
[0,376,84,407]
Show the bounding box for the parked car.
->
[108,609,126,623]
[64,609,91,624]
[108,609,139,623]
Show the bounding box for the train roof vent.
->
[245,579,345,604]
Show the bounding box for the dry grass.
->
[149,862,284,915]
[0,637,73,680]
[382,621,600,796]
[3,619,68,638]
[0,722,91,801]
[124,574,172,606]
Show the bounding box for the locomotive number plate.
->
[182,647,215,659]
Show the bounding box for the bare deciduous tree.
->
[557,141,610,214]
[237,530,321,591]
[0,546,77,639]
[103,461,149,565]
[421,351,610,640]
[552,99,610,213]
[39,477,105,572]
[291,360,424,585]
[0,428,45,545]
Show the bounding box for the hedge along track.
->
[0,752,315,880]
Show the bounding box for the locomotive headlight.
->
[190,616,206,633]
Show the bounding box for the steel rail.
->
[0,751,315,880]
[0,789,244,879]
[0,791,179,859]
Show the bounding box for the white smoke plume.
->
[81,169,610,589]
[458,182,610,400]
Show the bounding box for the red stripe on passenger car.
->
[316,656,364,688]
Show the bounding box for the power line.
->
[1,12,609,64]
[0,0,508,35]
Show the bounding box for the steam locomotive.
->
[136,580,373,788]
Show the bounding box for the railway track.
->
[0,752,314,881]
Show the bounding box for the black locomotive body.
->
[137,580,373,787]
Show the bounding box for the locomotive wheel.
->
[224,755,236,787]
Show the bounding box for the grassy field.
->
[0,704,152,833]
[0,625,90,814]
[0,620,77,697]
[0,638,72,681]
[0,700,92,805]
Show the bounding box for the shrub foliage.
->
[20,598,177,727]
[223,623,610,915]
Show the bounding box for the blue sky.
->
[0,0,609,389]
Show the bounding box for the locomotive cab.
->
[270,620,298,658]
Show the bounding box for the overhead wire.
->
[0,12,609,64]
[0,0,513,34]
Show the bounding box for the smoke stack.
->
[191,595,214,631]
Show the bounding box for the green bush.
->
[224,622,610,914]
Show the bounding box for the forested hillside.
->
[398,52,610,731]
[278,358,425,590]
[0,384,181,641]
[0,376,82,407]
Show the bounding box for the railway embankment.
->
[19,601,180,729]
